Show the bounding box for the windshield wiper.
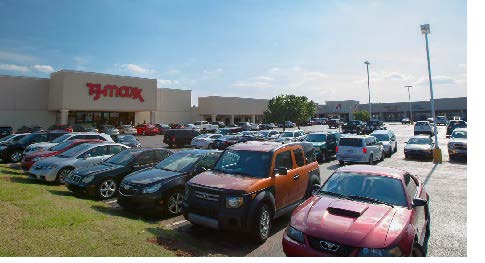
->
[319,191,352,200]
[345,195,394,208]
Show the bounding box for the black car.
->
[259,123,277,130]
[363,120,386,134]
[117,150,221,215]
[212,135,251,150]
[163,129,201,148]
[342,120,365,134]
[446,120,467,137]
[327,119,341,129]
[0,131,68,162]
[114,135,141,147]
[0,126,14,139]
[65,148,173,199]
[16,125,43,134]
[155,124,171,135]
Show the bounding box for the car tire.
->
[387,148,392,157]
[56,167,73,184]
[305,179,321,199]
[207,143,213,149]
[394,144,398,153]
[251,203,272,244]
[9,150,22,163]
[411,242,425,257]
[405,154,409,159]
[380,151,385,161]
[164,189,184,216]
[97,178,118,200]
[319,152,326,163]
[368,154,374,165]
[338,160,345,165]
[168,144,173,149]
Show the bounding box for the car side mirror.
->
[275,167,288,175]
[412,198,428,207]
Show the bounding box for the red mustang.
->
[135,124,159,136]
[282,165,430,257]
[20,139,102,170]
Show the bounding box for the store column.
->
[251,115,256,123]
[59,110,69,125]
[230,115,235,125]
[150,111,156,124]
[211,115,217,122]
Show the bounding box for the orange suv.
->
[182,141,321,243]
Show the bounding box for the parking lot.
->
[0,123,466,256]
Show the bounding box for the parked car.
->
[363,120,385,135]
[114,135,141,148]
[446,120,467,137]
[20,139,103,171]
[163,129,201,148]
[282,165,430,257]
[303,132,340,162]
[278,121,296,128]
[448,128,467,160]
[275,130,306,143]
[211,135,251,150]
[436,116,448,126]
[336,135,384,165]
[66,148,173,199]
[401,118,411,125]
[327,119,341,129]
[73,124,98,133]
[0,133,29,144]
[427,117,434,124]
[193,121,219,133]
[183,141,320,243]
[98,125,120,136]
[260,123,277,130]
[258,130,280,140]
[0,126,14,139]
[218,127,242,135]
[119,125,138,135]
[249,123,260,131]
[342,120,365,134]
[24,132,113,154]
[370,130,397,157]
[211,121,226,128]
[118,149,221,215]
[49,124,74,133]
[191,133,223,149]
[414,121,434,136]
[404,135,434,160]
[236,122,252,131]
[29,142,128,183]
[0,131,68,163]
[135,124,158,136]
[16,125,43,133]
[154,124,171,135]
[169,123,185,129]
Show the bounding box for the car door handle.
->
[293,174,300,181]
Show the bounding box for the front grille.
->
[190,205,219,219]
[194,191,220,202]
[307,235,355,256]
[454,144,467,150]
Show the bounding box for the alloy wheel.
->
[167,192,183,214]
[58,168,73,184]
[369,155,374,165]
[311,183,321,195]
[259,209,271,239]
[99,179,117,199]
[10,151,22,162]
[320,152,326,162]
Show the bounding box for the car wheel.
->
[252,204,272,243]
[9,150,22,163]
[394,145,398,153]
[338,160,345,165]
[411,242,425,257]
[305,180,321,198]
[388,148,392,157]
[405,154,409,159]
[56,167,73,184]
[380,151,385,161]
[368,154,374,165]
[168,144,173,148]
[98,178,117,200]
[319,152,326,163]
[165,189,184,216]
[207,143,213,149]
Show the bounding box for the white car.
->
[414,121,434,136]
[29,142,128,183]
[191,133,223,149]
[336,135,384,165]
[370,129,397,157]
[24,132,113,154]
[258,130,280,140]
[119,125,137,135]
[250,123,260,130]
[193,121,218,132]
[274,130,306,142]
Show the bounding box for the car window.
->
[304,147,317,163]
[83,135,99,140]
[195,153,221,171]
[339,138,363,147]
[404,173,418,200]
[275,150,293,170]
[365,138,373,146]
[135,151,154,165]
[86,146,108,157]
[154,150,171,162]
[327,134,336,142]
[293,148,305,167]
[108,145,125,155]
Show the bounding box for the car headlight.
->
[225,196,244,208]
[81,174,95,184]
[0,146,7,151]
[287,226,305,243]
[142,183,162,194]
[358,246,403,257]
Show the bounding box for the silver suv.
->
[24,132,113,154]
[414,121,434,136]
[336,135,384,165]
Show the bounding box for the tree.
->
[353,110,371,121]
[263,94,317,130]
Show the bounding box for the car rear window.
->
[338,138,363,147]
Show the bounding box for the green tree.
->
[263,94,317,130]
[353,110,371,121]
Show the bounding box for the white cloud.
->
[354,71,414,84]
[232,81,272,89]
[0,50,36,63]
[413,75,457,86]
[0,63,30,73]
[118,64,158,75]
[32,64,54,73]
[157,79,180,88]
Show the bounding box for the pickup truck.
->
[194,121,218,133]
[342,120,365,134]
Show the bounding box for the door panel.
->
[273,150,294,209]
[291,149,309,202]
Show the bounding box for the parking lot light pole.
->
[364,61,372,119]
[420,23,442,163]
[405,85,413,123]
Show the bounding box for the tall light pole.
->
[420,23,441,163]
[364,61,372,119]
[405,85,413,123]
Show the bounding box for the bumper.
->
[65,181,98,196]
[336,154,367,163]
[404,150,433,158]
[117,192,164,212]
[282,231,359,257]
[20,160,34,171]
[29,167,59,182]
[448,149,467,157]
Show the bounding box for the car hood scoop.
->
[327,200,369,218]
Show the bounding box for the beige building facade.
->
[197,96,268,124]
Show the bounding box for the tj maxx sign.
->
[86,83,145,102]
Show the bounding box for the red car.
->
[135,124,159,136]
[20,139,102,170]
[282,165,430,257]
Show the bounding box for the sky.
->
[0,0,466,106]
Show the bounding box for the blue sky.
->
[0,0,466,105]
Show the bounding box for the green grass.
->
[0,164,176,256]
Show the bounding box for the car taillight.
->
[336,146,339,152]
[363,147,367,154]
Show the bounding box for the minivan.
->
[336,135,384,165]
[163,129,201,148]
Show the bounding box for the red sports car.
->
[282,165,430,257]
[20,139,102,170]
[136,124,159,136]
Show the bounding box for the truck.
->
[193,121,218,133]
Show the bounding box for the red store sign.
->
[86,83,145,102]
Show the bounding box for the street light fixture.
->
[405,85,413,123]
[364,61,372,119]
[420,23,441,163]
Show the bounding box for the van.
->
[163,129,201,148]
[336,135,384,165]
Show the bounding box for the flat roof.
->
[51,69,157,81]
[0,74,49,80]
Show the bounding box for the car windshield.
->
[319,172,408,207]
[281,132,294,138]
[408,137,432,144]
[371,134,389,141]
[305,134,326,142]
[452,131,467,139]
[49,140,76,151]
[213,150,272,178]
[117,135,137,142]
[51,134,71,143]
[416,122,429,126]
[0,134,15,142]
[105,149,142,165]
[57,143,94,158]
[17,133,40,144]
[338,138,363,147]
[155,152,202,172]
